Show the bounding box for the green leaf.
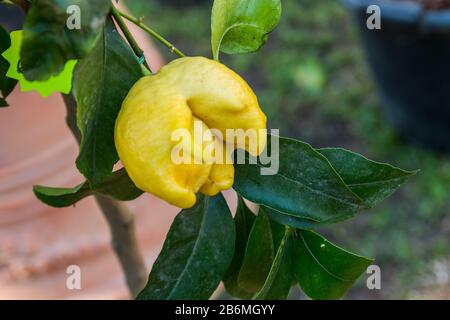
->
[262,206,319,229]
[0,25,17,101]
[33,168,143,208]
[253,226,294,300]
[137,194,235,300]
[73,19,142,187]
[270,215,286,249]
[21,0,110,81]
[234,135,363,227]
[223,195,255,299]
[293,229,373,300]
[33,183,92,208]
[211,0,282,60]
[238,208,274,293]
[94,168,143,201]
[235,135,416,228]
[264,149,417,229]
[319,148,417,208]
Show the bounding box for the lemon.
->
[115,57,266,208]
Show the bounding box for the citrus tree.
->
[0,0,416,300]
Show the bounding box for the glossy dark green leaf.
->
[0,25,17,102]
[20,0,110,80]
[254,226,293,300]
[211,0,282,60]
[234,135,363,227]
[263,148,417,229]
[235,135,416,228]
[95,168,143,201]
[262,206,321,229]
[73,20,142,187]
[137,194,235,300]
[33,183,92,208]
[33,168,143,207]
[270,215,286,249]
[223,195,255,299]
[319,148,417,208]
[237,208,274,293]
[294,229,373,300]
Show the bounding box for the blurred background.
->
[1,0,450,299]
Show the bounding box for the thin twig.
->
[118,10,186,58]
[62,94,148,298]
[110,5,152,74]
[95,195,148,298]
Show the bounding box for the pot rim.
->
[342,0,450,31]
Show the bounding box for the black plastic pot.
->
[344,0,450,152]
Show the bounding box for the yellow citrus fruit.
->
[115,57,266,208]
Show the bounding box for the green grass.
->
[126,0,450,299]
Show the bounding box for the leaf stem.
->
[110,5,152,74]
[117,10,186,58]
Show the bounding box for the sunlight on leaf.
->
[211,0,281,60]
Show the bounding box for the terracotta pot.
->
[0,90,161,298]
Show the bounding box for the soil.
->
[397,0,450,10]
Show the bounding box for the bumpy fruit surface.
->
[115,57,266,208]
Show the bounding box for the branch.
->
[117,9,186,58]
[110,5,152,74]
[95,195,148,297]
[62,94,148,298]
